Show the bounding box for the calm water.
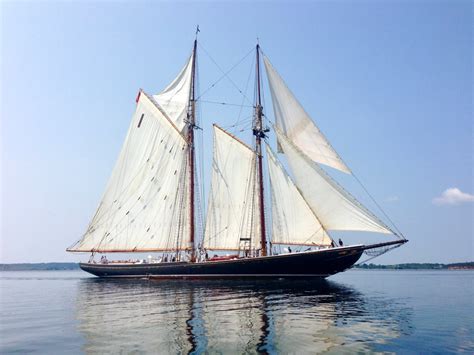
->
[0,270,472,354]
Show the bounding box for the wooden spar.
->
[188,38,198,262]
[255,44,267,257]
[361,239,408,251]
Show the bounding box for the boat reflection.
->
[75,278,411,353]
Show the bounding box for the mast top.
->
[195,25,200,40]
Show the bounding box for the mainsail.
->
[68,91,191,252]
[266,144,332,246]
[203,125,260,250]
[153,53,194,132]
[263,56,351,174]
[275,128,393,234]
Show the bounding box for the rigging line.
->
[220,117,254,129]
[273,124,394,235]
[355,244,403,265]
[350,170,406,239]
[196,43,254,104]
[89,133,183,233]
[232,54,255,136]
[199,99,254,108]
[261,47,403,240]
[89,128,159,234]
[193,61,205,244]
[261,49,350,172]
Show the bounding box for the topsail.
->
[153,54,194,132]
[263,56,351,174]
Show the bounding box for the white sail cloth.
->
[68,91,190,252]
[204,126,259,250]
[266,145,332,246]
[153,53,193,132]
[275,128,392,234]
[263,56,351,174]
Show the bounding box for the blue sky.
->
[1,0,472,263]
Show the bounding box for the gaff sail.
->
[203,125,260,251]
[68,92,191,252]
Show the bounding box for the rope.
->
[199,99,253,108]
[350,171,406,240]
[232,54,255,136]
[196,43,254,104]
[263,44,404,241]
[355,243,404,266]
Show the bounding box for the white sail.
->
[68,91,190,252]
[275,128,392,234]
[153,53,194,132]
[263,56,351,174]
[266,144,332,246]
[204,125,259,251]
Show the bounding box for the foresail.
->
[266,144,332,246]
[68,91,190,252]
[275,128,393,234]
[263,56,351,174]
[204,126,259,250]
[153,53,194,132]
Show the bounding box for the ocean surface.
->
[0,270,472,354]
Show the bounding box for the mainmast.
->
[188,34,198,262]
[254,44,268,256]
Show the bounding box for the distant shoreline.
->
[354,262,474,270]
[1,262,473,271]
[0,263,80,271]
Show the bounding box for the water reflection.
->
[75,278,411,353]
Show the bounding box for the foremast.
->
[254,44,268,256]
[187,37,198,262]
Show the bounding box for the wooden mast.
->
[188,35,198,262]
[254,44,267,256]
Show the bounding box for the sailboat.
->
[67,36,407,278]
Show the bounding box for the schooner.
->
[67,36,407,278]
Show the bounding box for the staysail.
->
[153,53,194,132]
[203,125,260,250]
[266,144,332,246]
[263,56,351,174]
[275,128,392,234]
[67,91,191,252]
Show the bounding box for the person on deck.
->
[339,239,344,247]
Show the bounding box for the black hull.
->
[79,245,367,279]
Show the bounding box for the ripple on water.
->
[1,270,473,353]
